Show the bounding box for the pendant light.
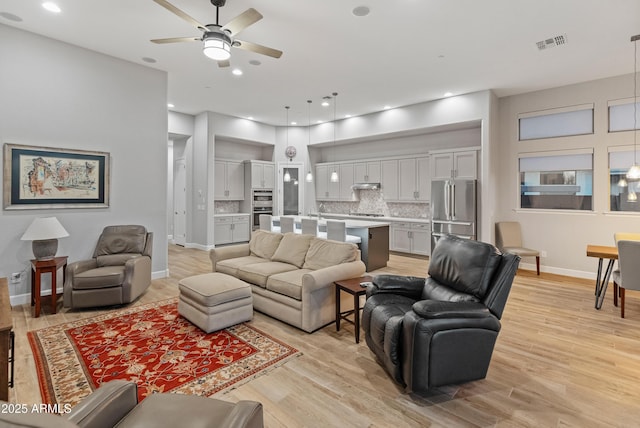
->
[305,99,314,183]
[626,34,640,181]
[330,92,339,183]
[284,106,291,182]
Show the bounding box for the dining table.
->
[586,244,618,309]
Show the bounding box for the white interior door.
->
[173,158,186,246]
[278,162,304,216]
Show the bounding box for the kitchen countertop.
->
[273,215,390,229]
[310,213,430,224]
[213,213,250,217]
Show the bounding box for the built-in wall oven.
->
[251,190,273,230]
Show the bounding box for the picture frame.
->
[3,143,110,210]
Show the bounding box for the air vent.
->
[536,34,568,51]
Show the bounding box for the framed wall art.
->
[3,143,110,210]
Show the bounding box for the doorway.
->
[173,158,187,246]
[278,162,304,216]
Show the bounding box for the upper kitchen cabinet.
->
[339,163,355,200]
[430,149,478,180]
[398,156,430,202]
[381,156,429,202]
[354,161,381,183]
[315,164,339,200]
[246,160,275,189]
[214,160,245,200]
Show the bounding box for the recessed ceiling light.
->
[383,105,391,110]
[249,60,261,66]
[352,6,370,17]
[291,121,297,125]
[232,68,243,76]
[42,2,61,13]
[247,116,254,120]
[142,57,157,64]
[345,114,351,118]
[443,92,453,97]
[0,12,23,22]
[316,120,323,124]
[167,103,175,108]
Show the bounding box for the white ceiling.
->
[1,0,640,126]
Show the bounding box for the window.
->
[518,104,594,140]
[608,99,640,132]
[609,149,640,212]
[519,151,593,210]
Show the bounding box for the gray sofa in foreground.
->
[210,230,366,332]
[0,380,263,428]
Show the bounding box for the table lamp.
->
[21,217,69,260]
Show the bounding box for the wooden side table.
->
[0,277,12,401]
[335,276,372,343]
[30,256,68,318]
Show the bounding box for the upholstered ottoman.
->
[178,272,253,333]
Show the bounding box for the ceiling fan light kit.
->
[203,29,231,60]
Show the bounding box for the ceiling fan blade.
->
[222,8,262,36]
[217,60,231,68]
[234,40,283,59]
[153,0,208,31]
[151,36,200,44]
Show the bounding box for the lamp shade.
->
[21,217,69,241]
[203,32,231,61]
[21,217,69,260]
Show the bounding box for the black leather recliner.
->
[362,234,520,394]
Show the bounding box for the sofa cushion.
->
[74,266,125,289]
[266,269,314,300]
[216,255,270,276]
[249,230,284,260]
[96,253,142,267]
[237,262,299,288]
[271,233,314,268]
[428,235,502,299]
[302,238,358,270]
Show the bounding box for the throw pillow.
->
[249,229,284,259]
[271,233,314,268]
[302,238,358,270]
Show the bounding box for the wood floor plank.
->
[7,245,640,427]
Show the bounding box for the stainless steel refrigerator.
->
[431,179,477,251]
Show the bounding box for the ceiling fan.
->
[150,0,283,67]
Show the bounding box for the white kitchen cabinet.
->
[315,163,341,200]
[354,161,381,182]
[339,163,355,200]
[214,160,244,200]
[247,161,275,189]
[381,160,399,201]
[390,221,431,256]
[430,150,477,180]
[214,214,250,245]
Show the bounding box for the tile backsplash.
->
[317,189,429,219]
[214,201,240,213]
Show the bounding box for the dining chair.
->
[280,216,295,234]
[326,220,361,244]
[495,221,540,275]
[613,240,640,318]
[301,218,318,236]
[612,232,640,306]
[259,214,272,231]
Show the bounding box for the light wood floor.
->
[8,246,640,427]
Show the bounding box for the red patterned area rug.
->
[28,298,300,406]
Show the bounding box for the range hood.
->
[351,182,381,190]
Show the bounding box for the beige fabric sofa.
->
[210,230,366,333]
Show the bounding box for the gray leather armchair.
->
[64,225,153,309]
[362,235,520,394]
[0,380,263,428]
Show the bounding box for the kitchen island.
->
[272,216,389,271]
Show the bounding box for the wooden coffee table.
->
[335,276,372,343]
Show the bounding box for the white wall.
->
[497,73,637,278]
[0,24,168,301]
